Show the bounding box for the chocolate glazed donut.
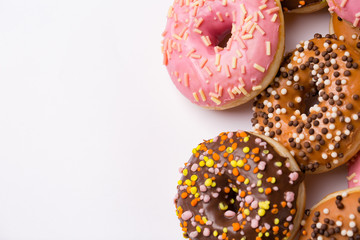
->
[175,131,305,240]
[281,0,327,13]
[252,34,360,174]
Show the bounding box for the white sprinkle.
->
[342,191,348,197]
[293,75,299,82]
[347,230,354,237]
[330,59,336,65]
[345,51,350,57]
[335,136,341,142]
[350,214,355,220]
[341,79,347,85]
[339,35,345,41]
[331,152,337,158]
[353,114,359,120]
[345,117,351,123]
[281,88,287,95]
[350,221,356,228]
[336,130,341,136]
[326,133,332,139]
[352,34,357,39]
[295,97,302,103]
[333,159,339,164]
[316,222,322,229]
[331,44,338,49]
[336,221,343,227]
[329,124,335,130]
[286,81,292,86]
[329,144,334,150]
[345,129,350,135]
[309,135,315,141]
[323,208,329,214]
[341,230,347,236]
[322,153,328,159]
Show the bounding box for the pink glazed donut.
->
[328,0,360,28]
[161,0,285,110]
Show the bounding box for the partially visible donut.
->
[328,0,360,52]
[161,0,285,110]
[175,131,305,240]
[281,0,327,13]
[299,187,360,240]
[347,153,360,188]
[252,34,360,174]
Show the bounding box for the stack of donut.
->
[161,0,360,239]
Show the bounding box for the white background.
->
[0,1,348,240]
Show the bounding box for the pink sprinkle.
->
[251,201,258,209]
[204,195,210,203]
[286,216,293,222]
[191,164,198,172]
[224,210,236,218]
[289,172,299,181]
[258,161,266,170]
[181,211,193,221]
[189,231,198,238]
[237,214,243,221]
[255,138,262,144]
[227,132,234,138]
[245,195,254,204]
[212,192,219,198]
[203,228,210,237]
[251,219,259,228]
[267,154,273,160]
[200,185,207,192]
[206,220,213,226]
[277,170,282,175]
[284,191,295,202]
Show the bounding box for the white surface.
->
[0,2,347,240]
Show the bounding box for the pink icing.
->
[347,151,360,188]
[162,0,282,108]
[327,0,360,27]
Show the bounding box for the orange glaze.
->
[300,188,360,240]
[331,12,360,52]
[252,34,360,174]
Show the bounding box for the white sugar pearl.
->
[322,153,328,159]
[281,88,287,95]
[339,35,345,41]
[332,44,338,49]
[323,208,329,214]
[286,81,292,86]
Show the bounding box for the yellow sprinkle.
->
[237,160,245,167]
[243,147,250,153]
[193,92,200,102]
[244,136,250,142]
[195,193,200,198]
[271,177,276,184]
[178,180,182,185]
[192,148,197,154]
[274,218,279,225]
[223,227,228,233]
[219,202,228,211]
[258,188,264,193]
[259,201,270,210]
[257,180,262,187]
[231,160,237,167]
[183,169,188,176]
[257,173,263,179]
[213,231,219,237]
[258,232,263,237]
[244,178,250,185]
[202,217,208,223]
[232,187,238,193]
[275,162,282,167]
[206,159,214,167]
[199,161,205,167]
[266,41,271,56]
[211,182,216,187]
[185,179,191,186]
[190,187,197,195]
[226,147,234,153]
[258,208,266,216]
[191,175,198,181]
[265,232,270,237]
[205,179,213,187]
[244,209,250,215]
[196,226,201,232]
[230,199,235,204]
[211,96,221,105]
[271,14,278,22]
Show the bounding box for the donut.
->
[251,34,360,174]
[174,131,305,240]
[281,0,327,13]
[299,187,360,240]
[161,0,285,110]
[328,0,360,52]
[347,153,360,188]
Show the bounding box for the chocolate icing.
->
[175,131,304,240]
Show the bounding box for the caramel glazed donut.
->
[252,34,360,174]
[299,187,360,240]
[281,0,327,13]
[175,131,305,240]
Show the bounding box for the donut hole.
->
[302,87,320,115]
[216,29,232,48]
